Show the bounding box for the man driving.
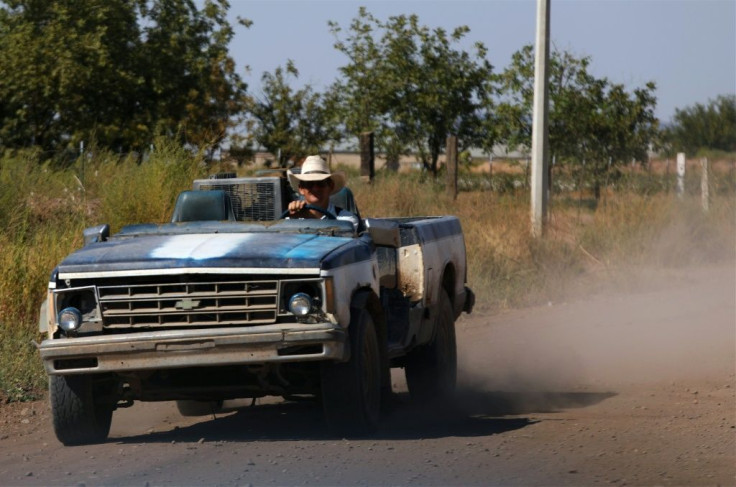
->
[286,155,359,230]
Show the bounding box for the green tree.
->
[0,0,142,155]
[665,95,736,156]
[137,0,248,151]
[0,0,247,158]
[246,61,340,167]
[497,45,659,198]
[329,7,495,175]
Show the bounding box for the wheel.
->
[321,303,381,436]
[405,288,457,403]
[50,374,113,445]
[176,399,224,417]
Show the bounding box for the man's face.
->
[298,178,333,208]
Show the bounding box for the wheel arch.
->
[441,262,456,308]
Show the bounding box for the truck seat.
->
[170,190,236,222]
[330,186,364,232]
[330,187,360,218]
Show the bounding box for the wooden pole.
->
[360,132,375,183]
[446,135,458,200]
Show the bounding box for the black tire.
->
[176,400,224,417]
[50,374,113,445]
[321,303,381,436]
[405,288,457,403]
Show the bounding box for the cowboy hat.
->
[287,155,346,195]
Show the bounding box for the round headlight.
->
[58,307,82,332]
[288,293,313,317]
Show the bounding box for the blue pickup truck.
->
[37,174,474,445]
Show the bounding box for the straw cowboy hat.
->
[287,155,346,195]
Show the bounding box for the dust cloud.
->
[455,262,735,400]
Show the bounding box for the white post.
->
[676,152,686,198]
[530,0,550,238]
[701,157,710,212]
[488,153,493,184]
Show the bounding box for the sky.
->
[224,0,736,124]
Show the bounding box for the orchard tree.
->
[137,0,248,151]
[497,45,659,198]
[329,7,495,175]
[0,0,247,158]
[246,61,340,167]
[665,95,736,155]
[0,0,141,154]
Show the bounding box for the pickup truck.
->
[37,174,474,445]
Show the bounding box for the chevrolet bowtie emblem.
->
[175,298,201,310]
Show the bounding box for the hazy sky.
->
[226,0,736,123]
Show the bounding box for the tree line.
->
[1,1,733,177]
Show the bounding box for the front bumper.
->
[38,324,347,375]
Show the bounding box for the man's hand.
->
[287,200,309,216]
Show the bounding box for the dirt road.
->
[1,264,733,486]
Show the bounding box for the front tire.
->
[321,303,381,436]
[50,374,113,445]
[405,289,457,403]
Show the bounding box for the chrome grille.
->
[97,280,279,328]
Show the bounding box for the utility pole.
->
[530,0,550,238]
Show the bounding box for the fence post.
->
[79,141,85,188]
[701,157,710,212]
[676,152,686,198]
[360,132,374,183]
[446,135,458,200]
[488,154,493,190]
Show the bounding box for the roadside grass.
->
[0,151,733,401]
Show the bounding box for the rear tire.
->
[405,289,457,403]
[321,303,381,436]
[50,374,113,445]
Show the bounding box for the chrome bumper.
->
[38,324,347,375]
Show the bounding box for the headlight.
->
[58,307,82,333]
[288,293,313,317]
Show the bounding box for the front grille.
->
[97,279,279,328]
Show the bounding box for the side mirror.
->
[83,224,110,246]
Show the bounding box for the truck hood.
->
[57,232,360,277]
